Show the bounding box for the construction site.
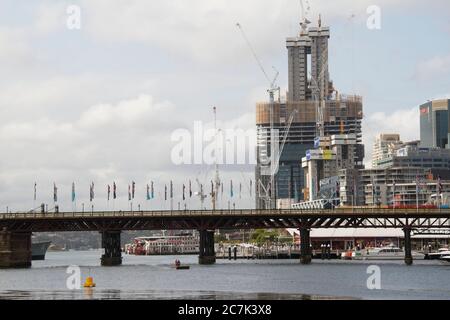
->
[253,7,365,209]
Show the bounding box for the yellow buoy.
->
[83,276,96,288]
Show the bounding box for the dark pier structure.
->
[1,208,450,268]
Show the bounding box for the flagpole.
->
[392,179,395,213]
[33,182,36,213]
[416,176,419,213]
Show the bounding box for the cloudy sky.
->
[0,0,449,212]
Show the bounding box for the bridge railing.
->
[1,208,450,220]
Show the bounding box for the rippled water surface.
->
[0,250,449,300]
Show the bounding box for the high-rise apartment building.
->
[420,99,450,149]
[255,18,364,208]
[372,134,403,168]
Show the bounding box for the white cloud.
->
[0,93,256,211]
[414,54,450,81]
[34,2,67,34]
[1,0,449,211]
[80,0,443,64]
[0,27,31,66]
[363,107,420,168]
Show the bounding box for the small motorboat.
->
[174,259,190,270]
[441,255,450,262]
[176,265,190,270]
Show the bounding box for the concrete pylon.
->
[100,230,122,266]
[198,230,216,265]
[0,230,32,268]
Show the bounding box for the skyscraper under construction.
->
[255,17,364,209]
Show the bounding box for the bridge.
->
[1,208,450,268]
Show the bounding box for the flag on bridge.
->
[210,180,214,197]
[146,183,151,200]
[250,179,253,197]
[107,184,111,201]
[34,182,37,201]
[182,184,186,201]
[164,184,167,201]
[89,182,95,202]
[72,182,76,202]
[170,181,173,199]
[239,183,242,199]
[53,183,58,203]
[189,180,192,198]
[151,181,154,199]
[132,181,136,199]
[128,184,131,201]
[113,182,117,199]
[230,180,234,198]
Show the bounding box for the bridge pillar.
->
[100,230,122,266]
[299,228,312,265]
[198,230,216,265]
[403,227,413,266]
[0,230,32,268]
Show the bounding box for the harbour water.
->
[0,250,449,300]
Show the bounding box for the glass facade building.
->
[420,99,450,149]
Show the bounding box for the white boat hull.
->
[352,253,424,261]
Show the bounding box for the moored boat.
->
[425,248,450,260]
[31,241,52,260]
[351,244,424,260]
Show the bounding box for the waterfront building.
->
[372,134,403,168]
[381,141,450,179]
[365,181,450,207]
[302,134,364,201]
[420,99,450,149]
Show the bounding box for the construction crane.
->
[212,106,221,210]
[273,109,298,175]
[236,22,280,209]
[299,0,311,35]
[256,109,298,209]
[194,178,207,210]
[236,23,280,104]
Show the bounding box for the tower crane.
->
[299,0,311,35]
[195,178,207,210]
[257,109,298,208]
[236,22,280,209]
[212,106,221,210]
